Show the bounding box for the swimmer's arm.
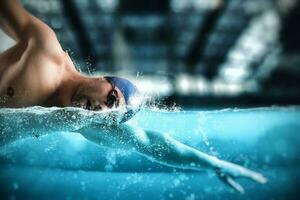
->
[0,0,63,56]
[78,124,267,193]
[0,0,33,41]
[0,108,105,144]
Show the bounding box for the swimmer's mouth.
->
[70,86,92,110]
[71,98,92,110]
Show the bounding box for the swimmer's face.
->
[71,77,126,111]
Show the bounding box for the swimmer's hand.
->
[214,159,267,193]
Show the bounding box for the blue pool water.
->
[0,106,300,200]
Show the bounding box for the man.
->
[0,0,267,193]
[0,0,140,115]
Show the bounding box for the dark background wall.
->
[1,0,300,108]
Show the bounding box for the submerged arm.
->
[0,107,109,145]
[0,108,267,192]
[80,124,215,169]
[79,124,267,193]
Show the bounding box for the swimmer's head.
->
[71,75,141,122]
[104,76,141,122]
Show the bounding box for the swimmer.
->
[0,0,267,193]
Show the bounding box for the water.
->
[0,106,300,200]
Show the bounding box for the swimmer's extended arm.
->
[78,124,267,193]
[0,108,266,192]
[0,107,108,144]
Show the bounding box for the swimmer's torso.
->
[0,20,72,108]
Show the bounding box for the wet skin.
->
[0,1,125,109]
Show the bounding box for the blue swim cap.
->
[104,76,141,122]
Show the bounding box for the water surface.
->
[0,106,299,200]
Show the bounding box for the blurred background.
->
[1,0,300,109]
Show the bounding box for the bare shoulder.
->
[25,16,64,63]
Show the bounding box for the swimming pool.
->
[0,106,299,200]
